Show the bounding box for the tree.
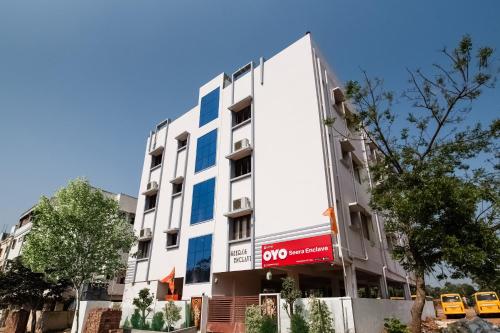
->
[473,274,500,293]
[341,35,499,333]
[151,312,165,331]
[163,300,181,332]
[441,282,476,300]
[308,297,333,333]
[22,178,136,333]
[0,259,71,333]
[280,277,302,318]
[133,288,154,329]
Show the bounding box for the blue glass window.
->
[186,234,212,284]
[195,129,217,172]
[190,178,216,224]
[199,88,220,127]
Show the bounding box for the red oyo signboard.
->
[261,234,334,268]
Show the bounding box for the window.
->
[341,145,350,161]
[190,178,216,224]
[195,129,217,172]
[137,240,150,259]
[128,213,136,225]
[167,231,179,247]
[360,213,371,241]
[145,194,157,211]
[233,63,251,81]
[232,156,251,178]
[173,182,183,195]
[353,160,362,183]
[178,138,187,149]
[11,239,16,249]
[345,107,358,133]
[199,88,219,127]
[186,234,212,284]
[386,234,394,252]
[229,215,251,241]
[233,105,251,126]
[151,153,162,169]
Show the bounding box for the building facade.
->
[0,233,12,270]
[4,190,137,301]
[123,34,411,307]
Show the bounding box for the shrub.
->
[184,303,191,328]
[290,312,309,333]
[151,312,165,331]
[245,305,263,333]
[261,315,277,333]
[164,301,182,332]
[308,297,334,333]
[130,309,141,329]
[122,317,131,329]
[384,318,409,333]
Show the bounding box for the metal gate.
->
[207,296,259,333]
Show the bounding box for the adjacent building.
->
[122,34,412,308]
[3,189,137,301]
[0,232,12,270]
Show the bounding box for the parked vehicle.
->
[440,293,466,318]
[473,291,500,317]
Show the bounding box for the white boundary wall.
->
[279,297,355,333]
[120,300,189,331]
[351,299,435,333]
[278,297,435,333]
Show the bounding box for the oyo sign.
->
[261,234,334,268]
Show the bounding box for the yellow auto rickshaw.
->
[440,293,466,318]
[473,291,500,317]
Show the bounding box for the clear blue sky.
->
[1,0,498,241]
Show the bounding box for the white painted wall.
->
[277,297,434,333]
[351,298,435,333]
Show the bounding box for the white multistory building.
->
[123,34,411,309]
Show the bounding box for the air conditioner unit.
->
[146,181,158,191]
[139,228,152,240]
[234,138,250,152]
[233,197,251,211]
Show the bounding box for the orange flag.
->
[323,207,338,234]
[160,267,175,293]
